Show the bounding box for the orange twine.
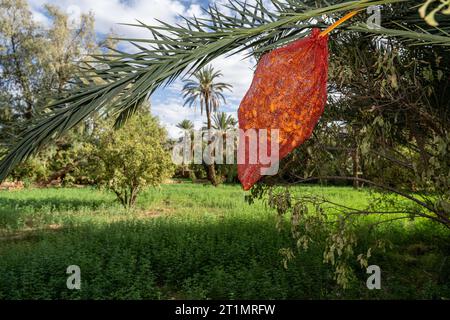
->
[319,10,361,37]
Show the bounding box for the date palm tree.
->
[0,0,449,181]
[176,119,194,132]
[211,112,238,173]
[182,66,232,186]
[176,119,195,177]
[211,112,238,131]
[206,112,238,151]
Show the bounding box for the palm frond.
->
[211,112,238,130]
[350,23,450,46]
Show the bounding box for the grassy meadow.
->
[0,183,449,300]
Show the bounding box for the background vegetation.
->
[1,184,449,299]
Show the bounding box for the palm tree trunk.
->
[205,99,218,186]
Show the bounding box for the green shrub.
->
[9,156,50,185]
[86,113,175,208]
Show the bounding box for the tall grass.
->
[0,184,448,299]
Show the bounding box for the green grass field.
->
[0,183,449,299]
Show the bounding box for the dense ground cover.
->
[0,183,448,299]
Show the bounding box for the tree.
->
[0,1,125,185]
[87,112,174,208]
[176,119,194,178]
[210,112,238,183]
[211,112,238,131]
[0,0,96,124]
[182,66,232,186]
[269,28,450,226]
[243,1,450,287]
[0,0,99,181]
[176,119,194,131]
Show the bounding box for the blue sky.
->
[27,0,258,138]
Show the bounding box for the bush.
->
[9,156,50,186]
[86,113,174,208]
[6,131,93,187]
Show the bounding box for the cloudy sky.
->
[27,0,258,138]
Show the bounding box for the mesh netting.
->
[238,28,329,190]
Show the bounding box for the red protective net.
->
[238,28,329,190]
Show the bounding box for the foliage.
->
[246,2,450,285]
[0,0,96,138]
[211,112,239,183]
[176,119,194,131]
[0,184,448,299]
[8,155,49,186]
[328,20,449,227]
[0,0,113,186]
[85,113,174,208]
[419,0,450,26]
[174,113,239,183]
[210,112,238,131]
[174,119,195,179]
[8,127,98,186]
[182,67,232,116]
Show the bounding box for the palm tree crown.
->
[176,119,194,131]
[211,112,237,131]
[182,66,232,116]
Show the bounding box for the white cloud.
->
[213,51,255,104]
[151,95,205,138]
[29,0,187,37]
